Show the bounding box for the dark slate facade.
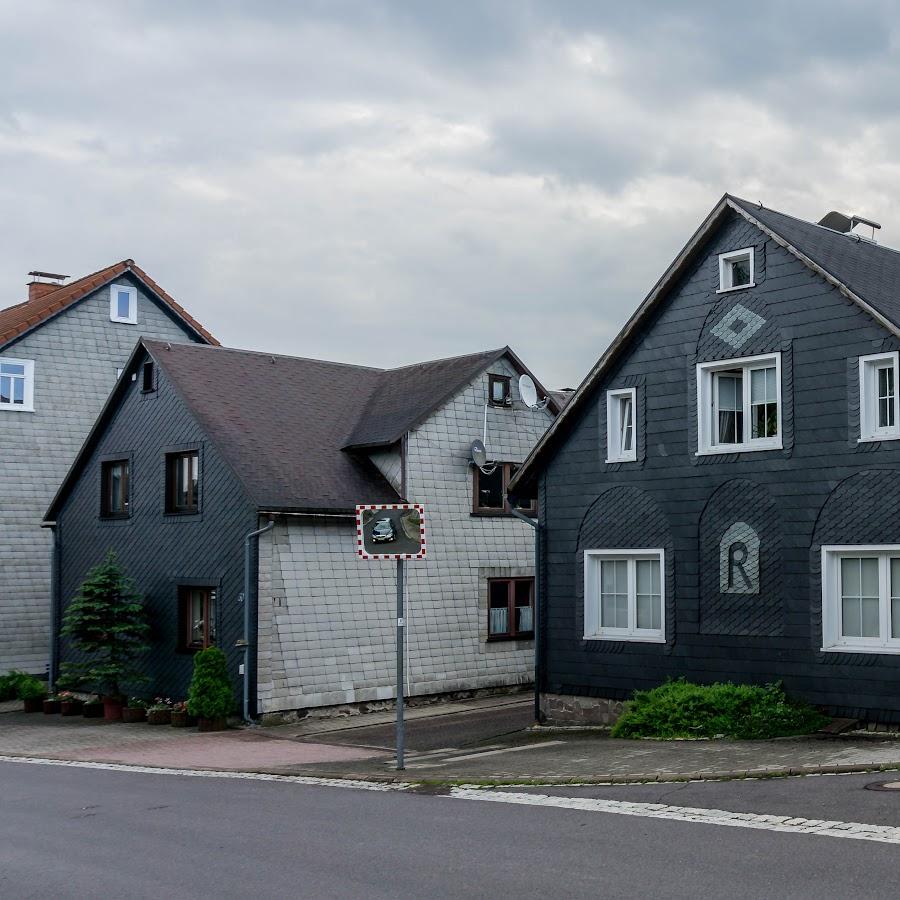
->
[53,348,258,704]
[535,206,900,723]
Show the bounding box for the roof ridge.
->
[385,346,506,373]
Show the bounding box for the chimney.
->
[27,270,68,302]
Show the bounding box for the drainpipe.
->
[45,522,60,689]
[509,506,541,724]
[240,516,275,722]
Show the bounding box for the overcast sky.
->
[2,1,900,387]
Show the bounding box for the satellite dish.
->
[519,374,538,408]
[818,211,853,233]
[470,439,497,474]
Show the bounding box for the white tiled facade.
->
[256,357,554,713]
[0,283,201,672]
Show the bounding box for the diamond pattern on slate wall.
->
[711,304,767,351]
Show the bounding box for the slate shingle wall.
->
[542,210,900,722]
[0,279,202,673]
[256,358,555,712]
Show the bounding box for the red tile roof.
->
[0,259,218,348]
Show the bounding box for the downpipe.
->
[241,517,275,722]
[509,506,542,724]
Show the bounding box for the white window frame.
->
[717,248,755,293]
[821,544,900,654]
[110,283,137,324]
[696,352,782,455]
[859,351,900,442]
[606,387,637,463]
[0,357,35,412]
[583,548,665,643]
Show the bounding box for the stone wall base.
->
[540,692,625,726]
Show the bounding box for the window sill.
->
[583,633,666,644]
[821,643,900,655]
[695,440,782,456]
[471,509,517,517]
[716,283,756,294]
[858,433,900,443]
[99,514,131,522]
[606,455,637,464]
[164,510,201,518]
[0,406,34,413]
[487,633,534,643]
[110,317,138,325]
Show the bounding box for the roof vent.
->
[818,211,882,242]
[27,270,68,302]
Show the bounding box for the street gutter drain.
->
[863,780,900,791]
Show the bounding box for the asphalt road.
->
[3,761,900,899]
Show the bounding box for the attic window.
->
[110,283,137,324]
[489,374,511,407]
[718,248,754,292]
[141,361,155,393]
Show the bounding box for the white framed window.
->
[584,549,665,642]
[718,248,755,292]
[822,545,900,654]
[859,352,900,442]
[0,357,34,412]
[110,283,137,324]
[606,388,637,463]
[696,352,782,455]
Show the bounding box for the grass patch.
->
[610,679,829,740]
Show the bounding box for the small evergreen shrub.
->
[0,670,29,701]
[16,676,48,702]
[187,648,234,720]
[610,679,829,740]
[59,551,150,698]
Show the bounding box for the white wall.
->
[256,357,554,713]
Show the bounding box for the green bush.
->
[16,676,48,702]
[610,679,829,740]
[0,670,29,701]
[187,648,234,720]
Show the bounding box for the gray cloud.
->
[3,1,900,388]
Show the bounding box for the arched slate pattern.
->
[576,486,675,653]
[811,471,900,665]
[699,479,783,635]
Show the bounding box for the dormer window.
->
[110,283,137,324]
[718,248,754,292]
[488,374,511,407]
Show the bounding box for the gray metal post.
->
[396,557,405,770]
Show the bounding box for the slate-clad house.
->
[46,341,558,716]
[510,194,900,724]
[0,263,215,673]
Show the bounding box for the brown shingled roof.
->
[0,260,218,348]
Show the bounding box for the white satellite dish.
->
[519,374,538,408]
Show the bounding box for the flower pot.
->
[42,699,61,714]
[82,702,104,718]
[170,710,197,728]
[60,701,83,717]
[102,695,125,721]
[147,709,171,725]
[23,698,44,713]
[122,706,147,724]
[197,716,227,732]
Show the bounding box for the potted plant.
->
[82,695,104,718]
[146,697,173,725]
[187,648,234,732]
[59,691,84,716]
[0,670,28,702]
[17,676,47,713]
[170,701,197,728]
[59,552,150,722]
[122,697,148,723]
[43,693,62,715]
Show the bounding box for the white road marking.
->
[450,787,900,845]
[405,741,566,769]
[0,755,408,791]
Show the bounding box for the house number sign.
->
[719,522,760,594]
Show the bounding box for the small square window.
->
[165,451,199,514]
[0,357,35,412]
[718,248,754,292]
[110,283,137,324]
[178,586,217,651]
[488,578,534,640]
[859,352,900,442]
[100,459,130,518]
[488,374,511,407]
[606,388,637,463]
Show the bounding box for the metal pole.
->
[396,557,405,770]
[509,507,541,724]
[242,518,275,722]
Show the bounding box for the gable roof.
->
[509,193,900,495]
[46,340,557,519]
[0,260,218,349]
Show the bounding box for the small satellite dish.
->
[470,439,489,469]
[519,374,539,409]
[818,211,854,233]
